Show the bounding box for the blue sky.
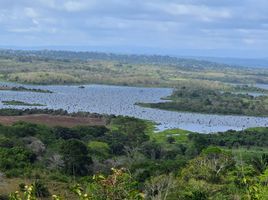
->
[0,0,268,58]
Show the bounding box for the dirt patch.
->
[0,114,106,127]
[0,177,75,198]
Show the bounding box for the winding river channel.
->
[0,82,268,133]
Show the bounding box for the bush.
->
[19,183,26,192]
[0,136,14,148]
[32,180,50,197]
[88,141,110,159]
[54,127,81,140]
[0,194,9,200]
[60,139,93,176]
[0,147,36,176]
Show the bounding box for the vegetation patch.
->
[149,129,191,144]
[0,85,53,93]
[2,100,45,107]
[139,85,268,116]
[0,109,267,199]
[8,72,80,84]
[1,50,268,86]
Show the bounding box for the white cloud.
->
[32,19,39,25]
[38,0,56,8]
[0,11,4,22]
[63,0,94,12]
[148,3,232,22]
[24,7,38,18]
[8,27,41,33]
[0,0,268,56]
[243,38,256,45]
[37,0,95,12]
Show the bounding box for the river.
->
[0,83,268,133]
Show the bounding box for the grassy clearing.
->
[149,129,192,144]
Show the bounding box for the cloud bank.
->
[0,0,267,57]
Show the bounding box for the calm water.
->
[256,84,268,90]
[0,82,268,133]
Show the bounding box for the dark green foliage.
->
[0,137,14,148]
[10,86,52,93]
[54,127,81,140]
[188,133,209,154]
[193,127,268,148]
[19,183,26,192]
[102,117,151,155]
[110,116,150,147]
[10,122,41,137]
[72,125,108,140]
[2,100,45,107]
[0,109,268,199]
[32,180,50,197]
[166,136,176,144]
[248,154,268,174]
[0,108,68,116]
[0,147,35,176]
[0,116,113,180]
[140,141,162,159]
[88,141,110,159]
[185,191,208,200]
[105,131,127,155]
[141,86,268,116]
[0,194,9,200]
[60,139,93,176]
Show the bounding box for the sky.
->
[0,0,268,58]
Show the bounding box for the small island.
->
[0,85,53,93]
[138,85,268,117]
[2,100,46,107]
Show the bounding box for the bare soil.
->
[0,114,106,127]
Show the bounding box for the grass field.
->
[149,129,191,144]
